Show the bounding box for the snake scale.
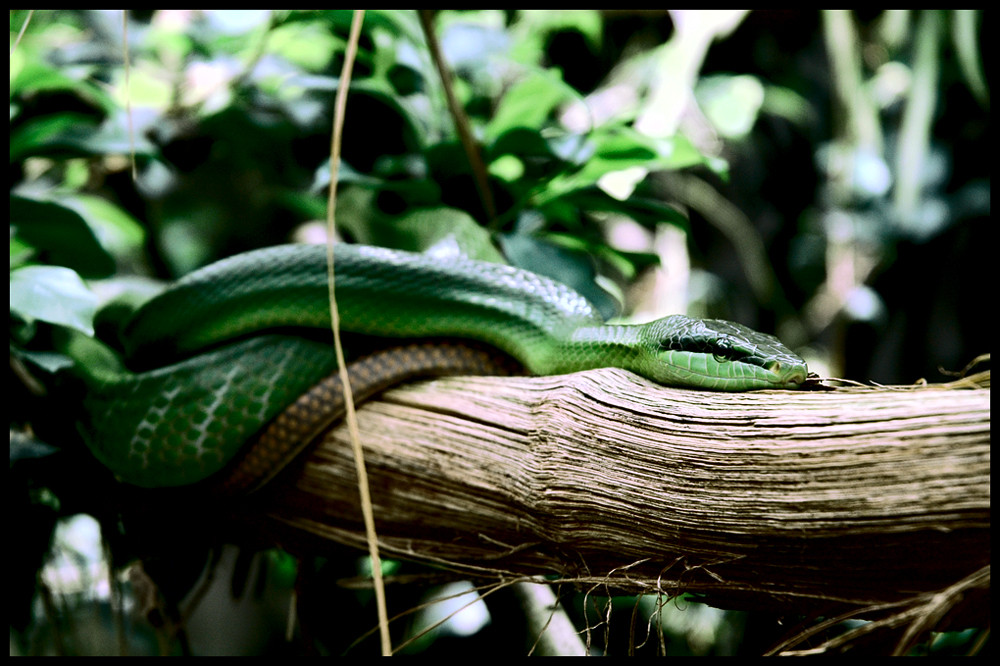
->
[78,243,808,490]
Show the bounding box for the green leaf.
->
[9,113,98,163]
[9,60,118,115]
[389,207,505,262]
[537,128,727,203]
[59,194,146,259]
[10,265,98,336]
[500,232,620,319]
[512,9,603,53]
[542,231,661,281]
[9,109,155,162]
[537,186,689,232]
[486,69,582,140]
[10,195,116,278]
[490,127,561,162]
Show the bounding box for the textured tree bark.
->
[250,369,989,622]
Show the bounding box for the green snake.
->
[78,243,808,490]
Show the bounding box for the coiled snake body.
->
[80,243,808,490]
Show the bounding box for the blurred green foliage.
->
[10,9,989,656]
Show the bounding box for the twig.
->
[418,10,497,224]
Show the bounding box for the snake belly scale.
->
[79,243,808,489]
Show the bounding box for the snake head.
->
[641,315,809,390]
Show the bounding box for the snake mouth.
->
[706,349,809,388]
[765,360,809,387]
[652,349,810,390]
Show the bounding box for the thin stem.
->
[324,9,392,657]
[418,9,497,224]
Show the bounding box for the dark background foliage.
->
[10,9,989,655]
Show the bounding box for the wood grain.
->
[252,369,989,618]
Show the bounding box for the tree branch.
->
[248,369,989,623]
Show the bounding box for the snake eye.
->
[712,337,740,363]
[765,360,782,373]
